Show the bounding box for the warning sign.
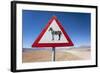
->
[32,16,74,47]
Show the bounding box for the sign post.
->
[32,16,74,62]
[52,47,56,61]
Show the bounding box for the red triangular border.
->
[32,16,74,47]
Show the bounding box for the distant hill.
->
[74,45,90,48]
[23,45,91,52]
[22,48,51,52]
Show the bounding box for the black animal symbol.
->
[49,27,62,40]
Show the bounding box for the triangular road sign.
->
[32,16,74,47]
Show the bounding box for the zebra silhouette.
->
[49,27,62,40]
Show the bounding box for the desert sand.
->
[22,48,91,63]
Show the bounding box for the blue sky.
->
[22,10,91,48]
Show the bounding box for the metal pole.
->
[52,47,56,61]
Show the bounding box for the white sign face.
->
[39,19,68,43]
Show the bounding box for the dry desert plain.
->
[22,47,91,63]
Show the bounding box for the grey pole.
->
[52,47,56,61]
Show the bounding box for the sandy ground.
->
[22,48,91,63]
